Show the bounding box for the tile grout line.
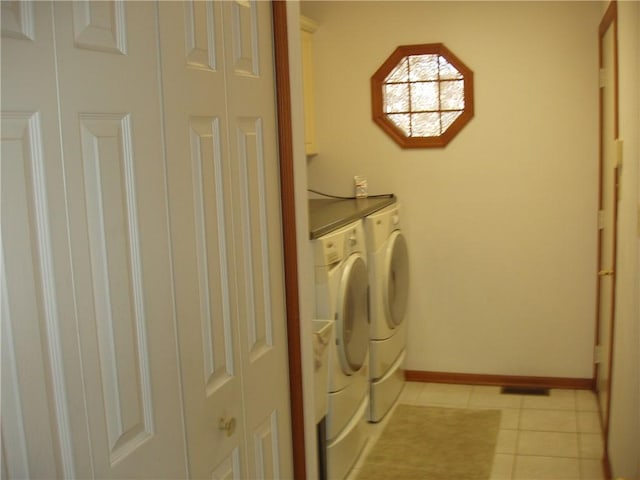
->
[512,402,523,480]
[573,393,581,463]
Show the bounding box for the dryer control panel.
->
[364,204,401,253]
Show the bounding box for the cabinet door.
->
[158,1,293,477]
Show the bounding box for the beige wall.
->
[607,1,640,478]
[302,1,602,378]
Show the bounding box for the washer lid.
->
[336,254,369,374]
[384,230,409,329]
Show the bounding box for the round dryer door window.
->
[336,254,369,374]
[384,230,409,329]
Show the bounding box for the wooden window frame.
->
[371,43,474,148]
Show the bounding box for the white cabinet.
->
[301,15,319,156]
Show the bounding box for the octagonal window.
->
[371,43,474,148]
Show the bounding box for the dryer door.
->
[384,230,409,329]
[336,253,369,375]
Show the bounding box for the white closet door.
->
[1,2,92,477]
[158,1,293,478]
[51,2,187,476]
[1,4,67,477]
[158,1,245,477]
[221,2,293,478]
[2,1,187,477]
[51,2,187,477]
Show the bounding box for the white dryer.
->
[313,220,370,480]
[364,203,409,422]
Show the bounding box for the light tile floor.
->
[346,382,604,480]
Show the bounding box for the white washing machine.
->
[313,220,370,480]
[364,203,409,422]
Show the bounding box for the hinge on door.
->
[594,345,602,364]
[598,210,605,229]
[616,139,624,167]
[599,68,606,88]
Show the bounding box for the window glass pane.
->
[388,113,411,136]
[439,56,463,79]
[408,54,439,81]
[410,82,439,112]
[385,57,409,83]
[440,80,465,110]
[384,83,410,113]
[411,112,440,137]
[375,44,472,145]
[441,111,463,132]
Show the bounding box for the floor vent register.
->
[500,386,550,396]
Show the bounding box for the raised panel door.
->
[158,1,293,478]
[1,3,89,476]
[222,2,293,478]
[1,112,62,480]
[158,2,246,477]
[51,2,187,477]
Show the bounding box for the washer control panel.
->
[313,221,366,267]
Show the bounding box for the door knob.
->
[218,417,236,437]
[598,269,615,276]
